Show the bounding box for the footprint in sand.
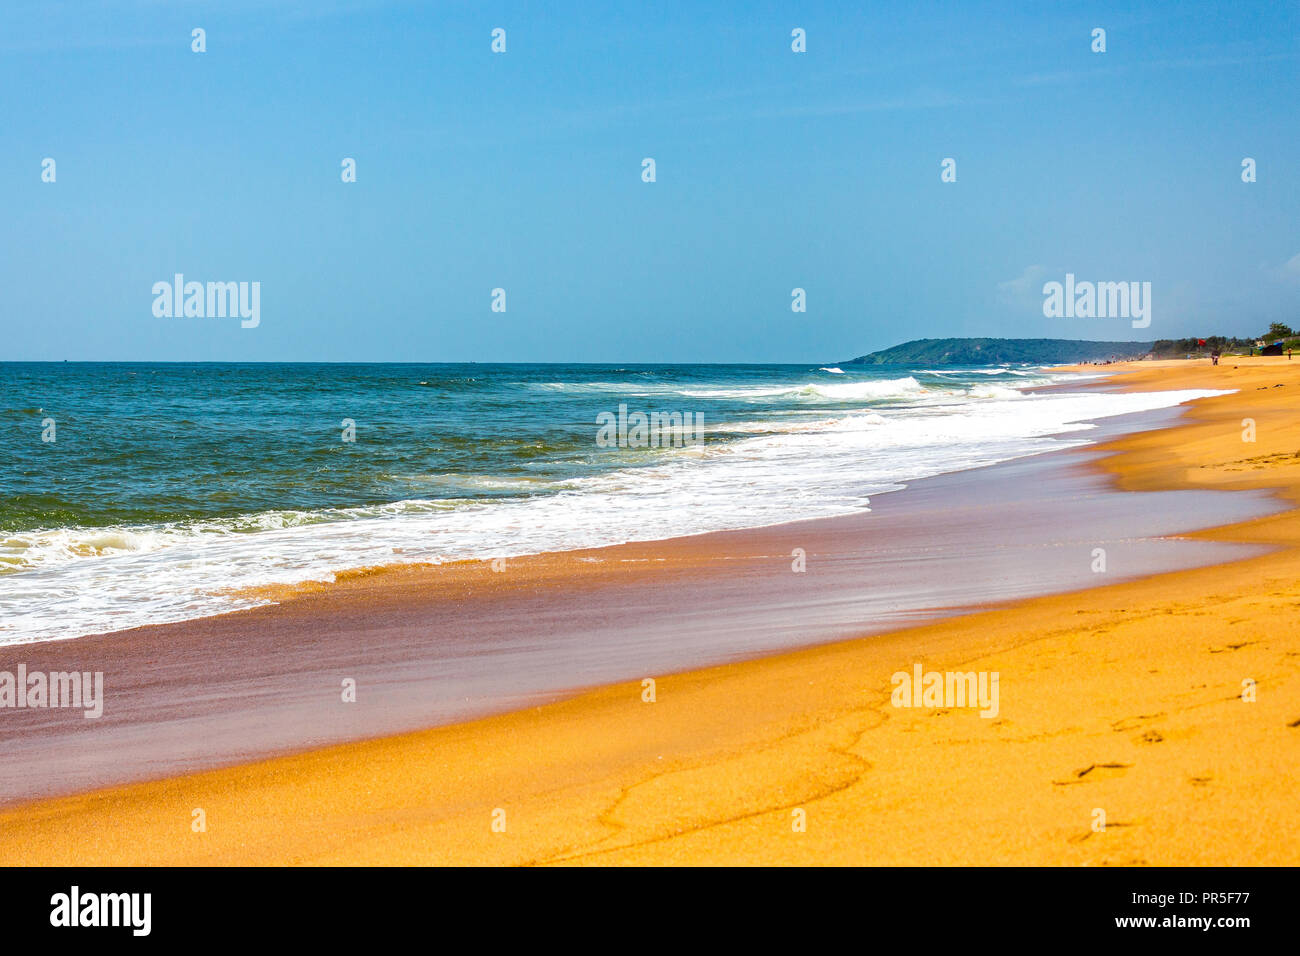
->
[1209,640,1258,653]
[1110,712,1165,732]
[1053,762,1132,786]
[1068,820,1136,843]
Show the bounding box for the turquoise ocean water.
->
[0,361,1223,643]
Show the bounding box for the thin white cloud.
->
[997,265,1048,310]
[749,88,969,119]
[1263,252,1300,285]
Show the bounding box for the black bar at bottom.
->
[0,865,1287,942]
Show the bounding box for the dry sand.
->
[3,358,1297,865]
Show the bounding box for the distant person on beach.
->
[1211,350,1220,365]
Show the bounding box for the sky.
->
[2,0,1297,363]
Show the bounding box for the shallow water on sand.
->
[0,403,1278,804]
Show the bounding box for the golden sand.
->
[3,358,1298,866]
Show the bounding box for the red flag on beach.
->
[1197,339,1206,346]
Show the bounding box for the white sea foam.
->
[679,376,927,401]
[0,385,1231,645]
[964,384,1027,400]
[919,368,1038,376]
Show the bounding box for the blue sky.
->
[2,0,1297,362]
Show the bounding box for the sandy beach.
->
[3,358,1298,866]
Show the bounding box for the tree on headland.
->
[1266,322,1295,341]
[1150,336,1254,356]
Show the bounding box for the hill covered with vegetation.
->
[843,338,1154,366]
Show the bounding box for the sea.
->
[0,362,1227,644]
